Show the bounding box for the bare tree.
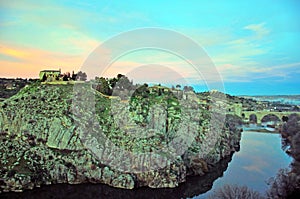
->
[286,113,300,137]
[266,169,298,199]
[270,113,300,198]
[208,184,264,199]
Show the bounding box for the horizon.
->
[1,75,300,97]
[1,1,300,96]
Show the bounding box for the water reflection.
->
[198,131,292,198]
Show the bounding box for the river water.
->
[197,130,292,198]
[1,130,292,199]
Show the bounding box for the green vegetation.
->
[0,74,246,192]
[0,78,37,99]
[92,74,133,96]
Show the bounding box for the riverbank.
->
[243,124,280,134]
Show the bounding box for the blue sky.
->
[0,0,299,95]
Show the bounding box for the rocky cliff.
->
[0,83,242,192]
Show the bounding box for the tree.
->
[183,85,188,92]
[63,74,69,81]
[132,83,149,98]
[183,85,195,92]
[117,74,124,79]
[208,184,264,199]
[63,72,70,81]
[71,71,77,80]
[226,114,243,132]
[109,77,118,89]
[267,169,299,199]
[293,106,300,111]
[176,84,181,90]
[292,133,300,164]
[116,75,132,90]
[286,114,300,137]
[95,77,110,95]
[282,115,289,122]
[269,113,300,199]
[109,74,133,90]
[76,71,87,81]
[158,88,162,96]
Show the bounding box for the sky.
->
[0,0,300,95]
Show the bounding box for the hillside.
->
[0,78,35,99]
[242,95,300,103]
[0,82,242,192]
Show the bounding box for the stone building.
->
[149,85,170,94]
[39,69,61,81]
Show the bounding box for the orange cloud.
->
[0,45,30,59]
[0,43,93,78]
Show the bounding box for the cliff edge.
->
[0,83,242,192]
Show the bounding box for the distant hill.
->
[0,82,242,192]
[0,78,38,99]
[240,95,300,105]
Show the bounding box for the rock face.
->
[0,83,242,192]
[0,155,235,199]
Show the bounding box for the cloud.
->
[0,45,30,60]
[243,165,264,174]
[92,49,222,85]
[213,23,270,63]
[271,62,300,70]
[183,27,232,47]
[244,23,270,39]
[0,43,86,78]
[0,1,276,84]
[204,23,275,82]
[214,61,300,82]
[57,24,100,54]
[242,156,269,175]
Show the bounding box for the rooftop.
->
[40,70,61,73]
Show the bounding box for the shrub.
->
[208,184,264,199]
[267,168,299,199]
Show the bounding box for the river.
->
[1,130,292,199]
[197,130,292,198]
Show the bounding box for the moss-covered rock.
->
[0,82,242,192]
